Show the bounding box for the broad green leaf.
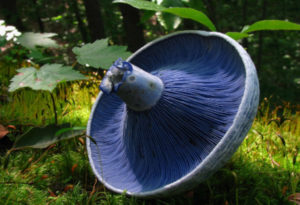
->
[226,32,249,40]
[17,32,59,50]
[164,7,216,31]
[113,0,165,11]
[8,64,87,92]
[72,39,131,69]
[243,20,300,33]
[13,124,85,150]
[113,0,216,31]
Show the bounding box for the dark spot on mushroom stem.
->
[149,82,155,89]
[129,76,135,82]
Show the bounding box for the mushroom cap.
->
[87,31,259,197]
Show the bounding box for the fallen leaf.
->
[288,193,300,204]
[64,184,74,192]
[0,124,9,139]
[48,144,56,149]
[7,125,16,130]
[71,164,78,174]
[282,185,288,196]
[78,137,85,145]
[48,188,57,197]
[184,190,194,198]
[28,157,34,163]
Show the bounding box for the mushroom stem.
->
[100,58,164,111]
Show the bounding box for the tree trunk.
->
[256,0,267,72]
[119,4,145,52]
[83,0,105,41]
[32,0,44,32]
[242,0,248,48]
[0,0,25,31]
[203,0,217,28]
[70,0,89,42]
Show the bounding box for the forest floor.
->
[0,67,299,205]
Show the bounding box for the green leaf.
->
[226,32,249,40]
[17,32,60,50]
[72,39,131,69]
[55,126,86,136]
[13,124,85,150]
[8,64,87,92]
[27,50,56,63]
[164,7,216,31]
[28,49,44,60]
[243,20,300,33]
[113,0,165,11]
[113,0,216,31]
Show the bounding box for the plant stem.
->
[49,92,58,125]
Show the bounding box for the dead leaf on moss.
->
[0,124,9,139]
[288,193,300,204]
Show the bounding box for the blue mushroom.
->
[86,31,259,197]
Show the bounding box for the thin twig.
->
[49,92,58,125]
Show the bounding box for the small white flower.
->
[0,20,21,41]
[6,32,14,41]
[5,26,15,32]
[0,26,6,36]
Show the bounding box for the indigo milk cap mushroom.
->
[86,30,259,197]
